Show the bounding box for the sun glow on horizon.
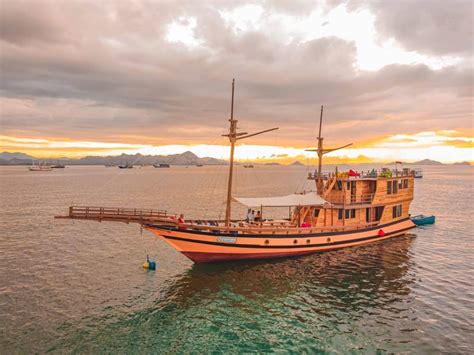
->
[1,131,472,164]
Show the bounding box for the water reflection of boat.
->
[144,235,416,312]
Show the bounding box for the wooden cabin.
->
[293,168,414,229]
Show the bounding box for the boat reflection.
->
[156,235,417,312]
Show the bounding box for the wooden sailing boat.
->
[29,160,52,171]
[56,79,416,263]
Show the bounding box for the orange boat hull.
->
[146,218,416,263]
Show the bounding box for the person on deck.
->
[255,211,262,222]
[249,210,255,223]
[245,209,252,223]
[177,214,186,230]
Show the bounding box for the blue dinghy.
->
[411,214,435,226]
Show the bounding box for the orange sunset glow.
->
[1,130,472,164]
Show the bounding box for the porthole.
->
[264,240,270,245]
[306,239,311,244]
[293,239,298,244]
[327,237,331,243]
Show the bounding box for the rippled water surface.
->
[1,165,473,353]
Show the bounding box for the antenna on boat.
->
[223,79,279,227]
[306,105,352,195]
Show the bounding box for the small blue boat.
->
[411,214,435,226]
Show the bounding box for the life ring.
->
[378,229,385,237]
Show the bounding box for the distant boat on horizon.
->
[51,161,65,168]
[413,168,423,178]
[29,160,52,171]
[153,163,170,168]
[118,159,133,169]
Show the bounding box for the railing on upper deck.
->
[324,193,375,206]
[308,168,415,180]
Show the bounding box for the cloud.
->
[0,0,472,153]
[363,0,473,57]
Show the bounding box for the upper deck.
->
[308,167,415,207]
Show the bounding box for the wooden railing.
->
[326,193,375,206]
[56,206,176,224]
[350,193,375,204]
[177,220,380,235]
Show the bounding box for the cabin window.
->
[393,180,398,194]
[387,181,392,194]
[344,209,356,219]
[399,180,403,189]
[336,180,343,190]
[403,179,408,188]
[314,209,320,217]
[392,205,402,218]
[338,209,343,220]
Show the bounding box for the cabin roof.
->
[234,193,329,207]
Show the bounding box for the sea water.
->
[0,165,473,353]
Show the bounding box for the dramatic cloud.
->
[0,0,472,159]
[363,0,473,57]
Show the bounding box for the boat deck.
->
[56,206,381,235]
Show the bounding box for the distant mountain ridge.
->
[0,151,227,166]
[0,152,35,160]
[1,151,471,166]
[387,159,471,166]
[388,159,443,165]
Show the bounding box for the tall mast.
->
[316,105,324,195]
[306,106,352,196]
[224,79,237,226]
[223,79,279,227]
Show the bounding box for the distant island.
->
[0,151,471,166]
[289,161,304,166]
[387,159,471,166]
[0,151,227,166]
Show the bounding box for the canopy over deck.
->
[234,193,329,207]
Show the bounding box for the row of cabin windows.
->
[338,209,356,220]
[392,204,402,218]
[387,179,409,194]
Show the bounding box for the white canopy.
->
[234,193,329,207]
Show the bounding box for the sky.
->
[0,0,472,163]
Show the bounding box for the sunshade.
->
[234,193,329,207]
